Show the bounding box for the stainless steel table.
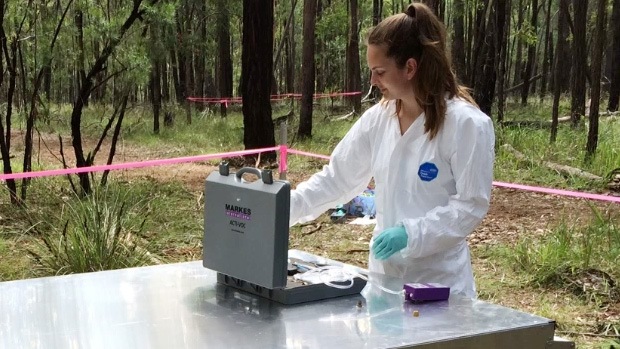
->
[0,252,565,349]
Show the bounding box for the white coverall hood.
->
[290,98,495,298]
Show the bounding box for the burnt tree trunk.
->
[551,0,570,143]
[298,0,318,139]
[473,0,497,116]
[608,0,620,111]
[346,0,361,113]
[496,0,510,123]
[539,0,552,99]
[586,0,608,160]
[451,0,466,84]
[241,0,276,163]
[556,0,572,93]
[570,0,588,127]
[217,0,233,117]
[150,23,162,134]
[286,0,296,93]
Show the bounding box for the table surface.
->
[0,252,554,349]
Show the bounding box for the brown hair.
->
[367,2,476,140]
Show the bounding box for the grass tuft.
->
[28,186,153,275]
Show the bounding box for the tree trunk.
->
[241,0,276,163]
[217,0,233,117]
[539,0,552,99]
[150,22,162,134]
[422,0,440,17]
[496,0,510,123]
[196,0,207,104]
[586,0,608,160]
[101,95,129,186]
[74,8,87,106]
[551,0,569,143]
[473,0,496,116]
[71,0,155,195]
[556,0,572,93]
[470,0,487,89]
[175,11,192,124]
[150,61,162,134]
[373,0,383,25]
[286,0,296,93]
[570,0,588,128]
[520,0,538,105]
[608,0,620,111]
[512,0,525,88]
[452,0,466,84]
[298,0,318,139]
[0,2,19,204]
[161,59,170,102]
[315,0,325,93]
[345,0,361,113]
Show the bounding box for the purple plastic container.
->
[403,283,450,302]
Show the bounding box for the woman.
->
[289,2,495,298]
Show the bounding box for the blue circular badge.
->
[418,162,438,182]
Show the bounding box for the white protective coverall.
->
[289,98,495,298]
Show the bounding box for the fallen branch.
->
[336,249,368,254]
[502,143,603,181]
[505,74,543,93]
[361,86,375,103]
[556,330,620,338]
[301,222,323,236]
[332,110,356,121]
[502,111,619,129]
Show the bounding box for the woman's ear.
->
[406,58,418,80]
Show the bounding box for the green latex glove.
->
[372,226,408,260]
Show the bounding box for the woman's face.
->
[366,44,416,101]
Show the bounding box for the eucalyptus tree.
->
[67,0,165,195]
[0,0,74,204]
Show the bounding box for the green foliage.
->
[602,338,620,348]
[510,204,620,293]
[496,98,620,190]
[28,186,153,275]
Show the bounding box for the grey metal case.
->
[203,165,290,289]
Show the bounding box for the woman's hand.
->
[372,226,408,260]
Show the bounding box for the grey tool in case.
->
[203,163,290,289]
[203,162,366,304]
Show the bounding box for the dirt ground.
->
[9,129,620,253]
[9,129,620,254]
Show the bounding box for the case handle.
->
[235,167,273,184]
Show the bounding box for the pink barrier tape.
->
[279,145,288,173]
[0,146,280,181]
[187,91,363,104]
[286,148,331,160]
[493,181,620,204]
[286,148,620,204]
